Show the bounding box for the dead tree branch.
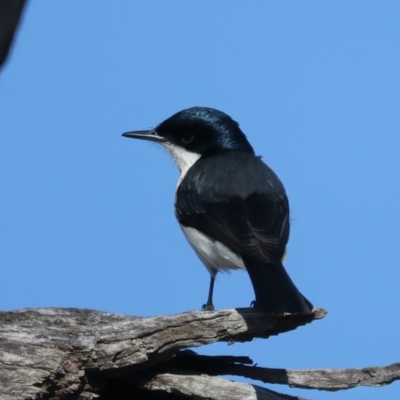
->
[0,306,397,399]
[164,350,400,391]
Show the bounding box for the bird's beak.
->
[122,130,166,143]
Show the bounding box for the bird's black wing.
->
[175,151,290,263]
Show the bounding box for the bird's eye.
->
[181,134,194,144]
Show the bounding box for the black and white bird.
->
[123,107,313,314]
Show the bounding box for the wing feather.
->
[175,151,289,264]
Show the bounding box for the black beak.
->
[122,130,166,143]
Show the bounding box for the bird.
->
[122,107,313,314]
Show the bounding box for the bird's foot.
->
[202,303,215,311]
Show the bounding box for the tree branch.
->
[132,372,309,400]
[166,350,400,391]
[2,307,398,398]
[0,307,323,399]
[0,0,27,70]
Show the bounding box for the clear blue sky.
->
[1,2,399,398]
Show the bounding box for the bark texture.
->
[0,307,398,399]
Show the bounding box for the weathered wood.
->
[132,372,309,400]
[1,307,399,399]
[166,350,400,391]
[0,307,324,399]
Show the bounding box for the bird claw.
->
[202,303,215,311]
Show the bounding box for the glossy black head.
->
[155,107,254,155]
[123,107,255,156]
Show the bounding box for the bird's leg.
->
[202,276,215,311]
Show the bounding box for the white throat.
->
[162,142,201,187]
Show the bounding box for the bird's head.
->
[122,107,255,172]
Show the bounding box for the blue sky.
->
[1,2,399,398]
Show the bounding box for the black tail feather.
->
[243,257,313,314]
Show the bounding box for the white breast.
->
[162,142,201,187]
[165,143,245,275]
[181,225,245,277]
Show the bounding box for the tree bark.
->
[0,307,398,399]
[166,350,400,391]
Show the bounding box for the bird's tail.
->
[243,257,313,314]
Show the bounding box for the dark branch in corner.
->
[0,0,27,70]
